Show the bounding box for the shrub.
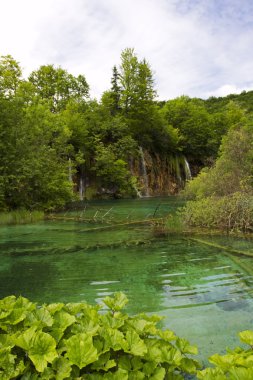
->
[181,192,253,233]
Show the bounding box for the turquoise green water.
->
[1,197,253,363]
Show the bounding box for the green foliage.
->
[197,330,253,379]
[181,192,253,232]
[0,98,73,210]
[181,120,253,232]
[164,214,185,234]
[28,64,89,111]
[161,96,248,165]
[93,143,136,197]
[0,55,22,97]
[2,51,253,208]
[0,210,44,225]
[0,293,200,379]
[161,96,218,163]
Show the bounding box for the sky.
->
[1,0,253,100]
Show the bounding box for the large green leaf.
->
[26,307,53,329]
[0,346,26,379]
[103,368,128,380]
[103,292,128,311]
[0,295,17,316]
[52,357,72,380]
[138,313,164,323]
[197,367,227,380]
[100,327,128,352]
[209,353,244,371]
[128,370,145,379]
[229,367,253,380]
[127,317,157,335]
[0,333,14,349]
[53,310,76,331]
[85,368,129,380]
[144,339,163,362]
[90,352,116,372]
[71,313,99,336]
[100,311,126,329]
[0,346,16,368]
[126,329,147,356]
[3,308,27,326]
[149,367,166,380]
[180,357,199,374]
[46,303,64,315]
[50,310,76,343]
[176,337,198,355]
[65,332,98,369]
[16,328,57,372]
[144,338,181,366]
[65,302,100,315]
[160,344,182,366]
[158,329,176,342]
[28,331,58,372]
[142,361,157,376]
[239,330,253,346]
[15,326,38,351]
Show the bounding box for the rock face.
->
[130,148,192,197]
[76,148,192,199]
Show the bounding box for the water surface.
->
[1,197,253,363]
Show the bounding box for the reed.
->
[0,210,44,225]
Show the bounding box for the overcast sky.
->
[1,0,253,100]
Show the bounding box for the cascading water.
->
[184,157,192,180]
[79,178,84,201]
[139,147,150,197]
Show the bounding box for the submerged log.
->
[190,237,253,258]
[45,215,166,232]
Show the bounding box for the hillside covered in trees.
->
[0,49,252,212]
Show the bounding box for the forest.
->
[0,48,252,231]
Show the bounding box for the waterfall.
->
[134,184,142,198]
[79,177,84,201]
[184,157,192,180]
[139,147,150,197]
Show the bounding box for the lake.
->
[1,197,253,363]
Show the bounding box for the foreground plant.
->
[0,292,200,379]
[197,330,253,379]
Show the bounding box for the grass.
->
[0,210,44,225]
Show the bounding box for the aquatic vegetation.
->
[0,210,44,225]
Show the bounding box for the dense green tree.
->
[110,65,121,115]
[93,143,136,197]
[116,48,179,154]
[0,98,73,210]
[0,55,22,97]
[183,121,253,200]
[28,65,89,111]
[182,120,253,232]
[0,56,75,210]
[161,96,218,163]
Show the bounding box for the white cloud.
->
[1,0,253,100]
[204,83,253,98]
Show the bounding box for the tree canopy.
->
[0,50,252,210]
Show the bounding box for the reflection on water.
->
[0,197,253,363]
